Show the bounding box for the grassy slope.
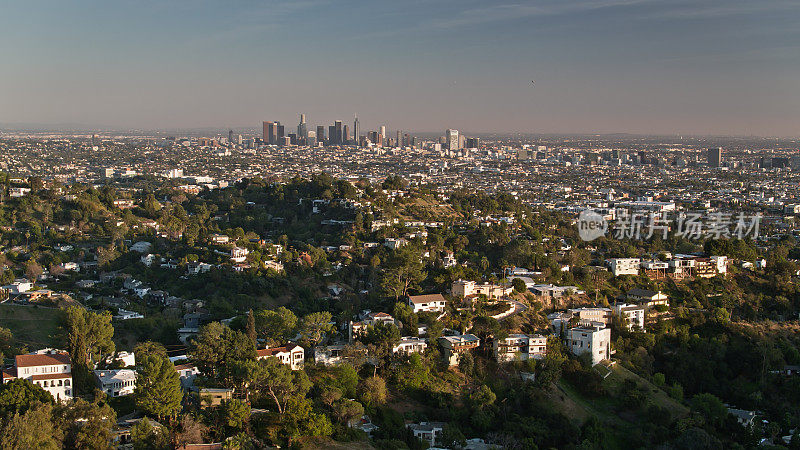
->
[0,303,62,350]
[545,363,688,447]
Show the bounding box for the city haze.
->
[1,0,799,136]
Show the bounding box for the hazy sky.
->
[1,0,799,136]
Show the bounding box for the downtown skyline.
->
[1,0,799,137]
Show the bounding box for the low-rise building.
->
[406,422,445,447]
[493,334,547,362]
[407,294,447,313]
[566,324,611,365]
[256,344,305,370]
[349,312,397,341]
[607,258,641,276]
[439,334,480,366]
[95,369,137,397]
[451,280,513,299]
[393,337,428,355]
[314,344,346,366]
[625,288,669,308]
[2,349,73,402]
[530,284,585,298]
[611,303,646,331]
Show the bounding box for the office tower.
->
[237,134,243,145]
[707,147,722,168]
[288,133,297,145]
[316,126,326,142]
[277,124,285,142]
[379,125,386,141]
[228,129,234,144]
[368,131,378,144]
[307,130,317,146]
[334,120,343,145]
[458,134,466,150]
[328,126,336,145]
[297,114,307,141]
[396,130,401,148]
[261,122,272,144]
[343,125,350,144]
[446,129,459,150]
[353,115,360,143]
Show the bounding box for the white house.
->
[406,422,445,447]
[94,369,137,397]
[140,254,157,267]
[10,187,31,197]
[174,363,200,390]
[313,344,346,366]
[107,351,136,368]
[130,241,153,253]
[114,309,144,320]
[2,279,32,295]
[187,262,213,275]
[209,234,230,244]
[566,324,611,365]
[493,334,547,362]
[611,303,646,331]
[407,294,447,313]
[607,258,641,276]
[230,247,249,263]
[2,349,73,402]
[256,344,305,370]
[349,312,397,341]
[530,284,585,298]
[393,337,428,355]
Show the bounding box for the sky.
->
[1,0,799,136]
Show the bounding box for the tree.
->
[190,322,256,382]
[62,306,115,368]
[469,385,496,409]
[440,423,467,449]
[358,376,387,407]
[54,399,116,450]
[256,307,298,343]
[134,355,183,421]
[283,397,333,442]
[131,417,170,450]
[251,357,311,415]
[690,393,727,428]
[0,403,61,450]
[134,341,168,362]
[512,277,527,293]
[24,261,42,282]
[0,379,54,418]
[174,414,206,447]
[298,312,334,347]
[220,399,251,432]
[0,327,16,359]
[245,310,257,346]
[380,248,426,300]
[333,398,364,425]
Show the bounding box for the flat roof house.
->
[439,334,480,366]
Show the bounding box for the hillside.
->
[544,363,689,448]
[0,304,63,350]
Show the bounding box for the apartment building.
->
[493,334,547,362]
[566,324,611,365]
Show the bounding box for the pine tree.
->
[134,355,183,422]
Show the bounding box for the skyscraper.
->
[396,130,401,148]
[334,120,343,145]
[379,125,386,142]
[446,129,459,150]
[707,147,722,168]
[297,114,307,142]
[353,115,360,144]
[277,124,285,142]
[262,121,270,143]
[228,129,234,144]
[316,126,326,143]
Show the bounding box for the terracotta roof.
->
[31,372,72,381]
[257,343,301,358]
[407,294,446,304]
[2,368,16,379]
[174,363,197,371]
[15,352,71,368]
